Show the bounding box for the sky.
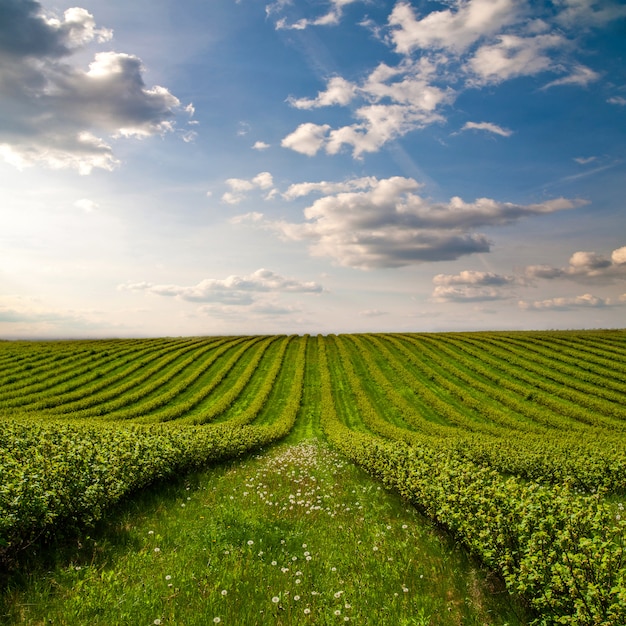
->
[1,0,625,338]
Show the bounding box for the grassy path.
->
[1,438,528,625]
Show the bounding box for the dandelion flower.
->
[247,540,254,546]
[272,596,280,603]
[304,608,311,615]
[294,595,301,601]
[213,618,221,624]
[221,589,227,596]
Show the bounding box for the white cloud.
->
[272,0,364,30]
[221,172,275,204]
[281,123,331,156]
[432,270,518,301]
[608,96,626,106]
[279,2,613,159]
[282,176,378,200]
[542,64,600,89]
[252,141,271,150]
[120,268,323,306]
[554,0,626,27]
[574,156,597,164]
[74,198,99,213]
[468,34,565,84]
[242,175,579,269]
[283,59,453,157]
[519,293,611,310]
[461,121,513,136]
[387,0,520,55]
[229,211,264,225]
[288,76,357,109]
[524,246,626,284]
[0,2,182,174]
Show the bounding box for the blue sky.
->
[1,0,625,338]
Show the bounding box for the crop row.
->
[0,337,307,558]
[317,335,626,626]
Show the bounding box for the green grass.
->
[1,439,529,625]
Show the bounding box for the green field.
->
[1,331,625,625]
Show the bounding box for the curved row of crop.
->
[397,334,622,433]
[40,337,254,421]
[381,334,562,433]
[0,339,169,402]
[443,333,626,419]
[317,336,626,626]
[165,335,282,426]
[519,331,626,374]
[0,337,308,561]
[219,335,295,427]
[469,332,626,396]
[342,335,626,493]
[0,337,204,410]
[119,336,270,424]
[365,334,540,436]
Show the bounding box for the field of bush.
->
[1,330,625,625]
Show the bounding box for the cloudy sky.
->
[1,0,625,338]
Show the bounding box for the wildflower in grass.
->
[213,618,221,624]
[335,610,341,616]
[271,561,277,566]
[294,595,301,601]
[153,547,161,553]
[296,579,301,584]
[221,589,227,596]
[272,596,280,603]
[304,608,311,614]
[154,620,162,625]
[247,540,254,545]
[165,575,171,581]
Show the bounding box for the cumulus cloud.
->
[608,96,626,106]
[239,175,579,269]
[461,121,513,136]
[0,1,182,174]
[284,59,453,157]
[519,293,612,311]
[387,0,520,55]
[288,76,357,109]
[468,34,565,85]
[119,268,323,306]
[432,270,518,301]
[271,0,364,30]
[282,176,378,200]
[252,140,271,150]
[524,246,626,284]
[281,123,331,156]
[279,1,620,158]
[221,172,276,204]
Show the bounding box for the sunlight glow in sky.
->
[1,0,625,337]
